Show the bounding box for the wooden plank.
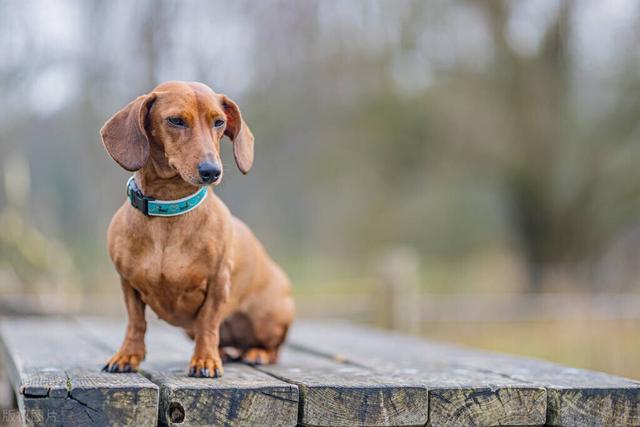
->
[453,352,640,427]
[394,363,545,426]
[290,323,546,426]
[0,318,158,427]
[269,348,544,426]
[148,363,298,427]
[77,317,429,426]
[8,316,634,426]
[291,321,640,427]
[257,347,429,426]
[75,317,299,427]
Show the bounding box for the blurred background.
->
[1,0,640,379]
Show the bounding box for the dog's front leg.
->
[103,278,146,372]
[188,268,230,378]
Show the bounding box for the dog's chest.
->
[114,221,223,324]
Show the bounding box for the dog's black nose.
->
[198,162,221,184]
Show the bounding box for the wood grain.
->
[148,363,298,427]
[77,317,429,426]
[76,317,299,427]
[291,321,640,427]
[258,347,429,426]
[3,317,637,427]
[0,318,158,427]
[290,324,546,426]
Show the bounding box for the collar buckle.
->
[127,178,154,216]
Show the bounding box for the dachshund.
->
[100,81,294,378]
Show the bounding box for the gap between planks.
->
[290,321,640,427]
[75,317,430,426]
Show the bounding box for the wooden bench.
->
[1,317,638,426]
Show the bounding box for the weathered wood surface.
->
[1,317,639,427]
[291,321,640,427]
[258,347,429,426]
[76,318,430,426]
[0,318,158,427]
[289,326,546,426]
[75,317,299,427]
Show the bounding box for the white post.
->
[376,247,421,334]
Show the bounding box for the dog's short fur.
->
[100,81,294,378]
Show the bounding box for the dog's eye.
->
[213,119,225,129]
[167,117,187,128]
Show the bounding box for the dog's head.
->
[100,81,254,186]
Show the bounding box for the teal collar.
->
[126,176,208,217]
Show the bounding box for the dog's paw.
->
[188,355,223,378]
[102,351,143,373]
[241,348,276,366]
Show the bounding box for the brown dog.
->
[100,81,294,378]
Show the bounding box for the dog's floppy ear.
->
[220,95,254,174]
[100,93,157,171]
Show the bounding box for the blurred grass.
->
[422,319,640,380]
